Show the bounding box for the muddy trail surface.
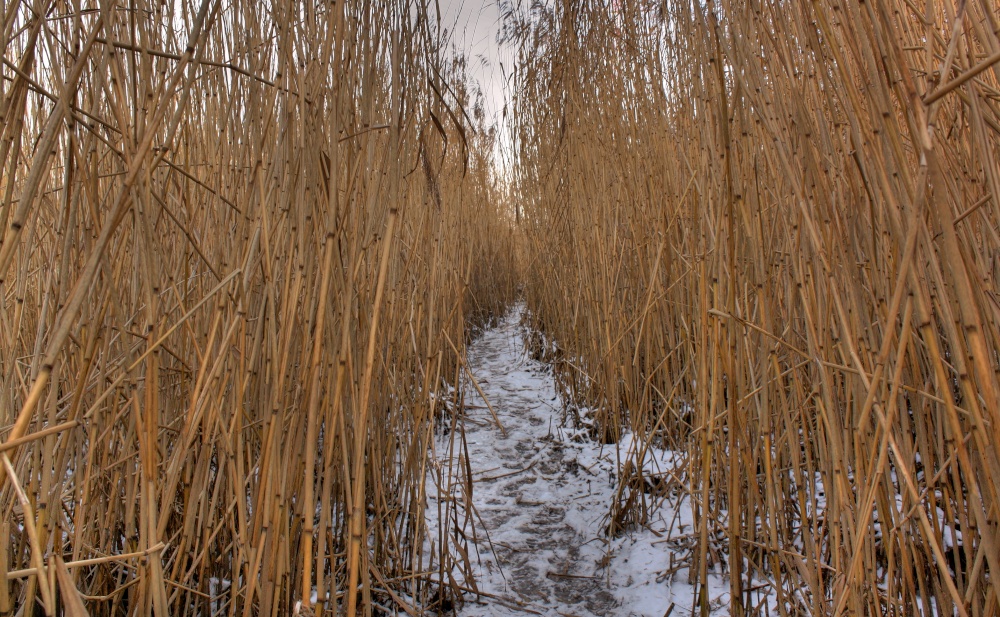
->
[427,307,739,617]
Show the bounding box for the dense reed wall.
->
[508,1,1000,615]
[0,1,517,615]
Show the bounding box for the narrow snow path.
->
[428,306,736,617]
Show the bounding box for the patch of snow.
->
[426,304,760,616]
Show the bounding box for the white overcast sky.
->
[434,0,515,166]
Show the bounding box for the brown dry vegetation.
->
[510,0,1000,615]
[0,1,518,615]
[5,0,1000,615]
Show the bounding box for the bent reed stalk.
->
[507,1,1000,615]
[0,0,518,615]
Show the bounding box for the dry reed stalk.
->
[1,0,517,614]
[506,0,1000,614]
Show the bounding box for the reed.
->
[9,0,1000,614]
[0,0,517,615]
[507,0,1000,614]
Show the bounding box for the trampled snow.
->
[426,305,739,617]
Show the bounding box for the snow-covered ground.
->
[426,306,737,617]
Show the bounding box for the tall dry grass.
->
[0,0,517,614]
[508,0,1000,615]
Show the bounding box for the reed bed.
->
[0,0,517,614]
[507,0,1000,615]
